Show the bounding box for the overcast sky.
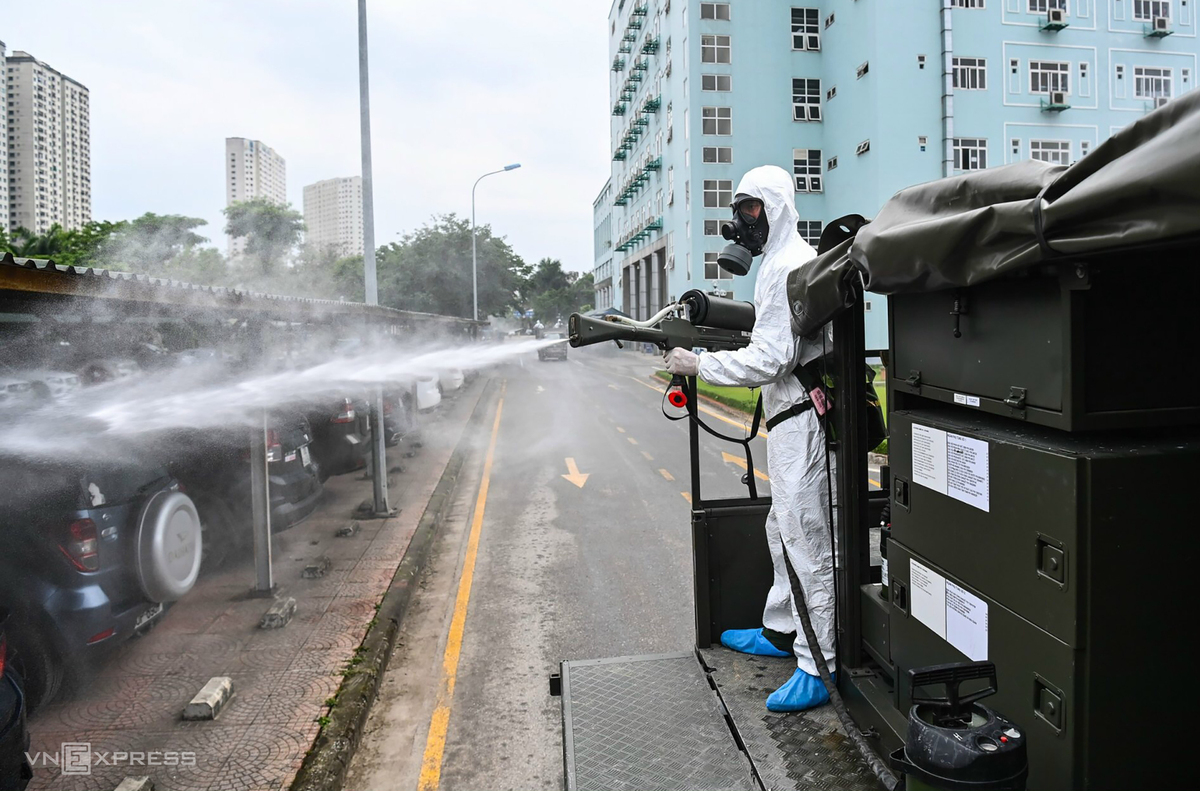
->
[3,0,611,272]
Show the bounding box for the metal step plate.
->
[561,652,756,791]
[700,647,878,791]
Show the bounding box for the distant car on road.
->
[538,332,569,361]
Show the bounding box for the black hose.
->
[780,544,900,791]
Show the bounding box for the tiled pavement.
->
[25,379,489,791]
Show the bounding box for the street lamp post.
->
[471,163,521,321]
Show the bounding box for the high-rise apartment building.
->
[225,137,287,257]
[593,179,616,310]
[598,0,1199,348]
[302,176,364,258]
[4,49,91,234]
[1,40,9,234]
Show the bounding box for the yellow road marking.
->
[616,426,626,433]
[562,457,590,488]
[417,385,506,791]
[681,492,692,504]
[627,437,638,445]
[626,375,768,439]
[659,468,674,481]
[641,451,654,461]
[721,450,770,482]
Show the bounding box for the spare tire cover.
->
[135,490,202,602]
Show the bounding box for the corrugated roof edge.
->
[0,252,486,326]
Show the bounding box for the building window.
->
[702,145,733,163]
[792,78,822,121]
[827,155,838,170]
[1134,65,1173,99]
[792,148,823,193]
[704,251,735,279]
[704,219,722,236]
[700,2,731,20]
[856,61,870,79]
[1031,139,1071,165]
[798,221,822,247]
[825,12,836,27]
[954,138,988,171]
[953,57,987,90]
[701,34,731,64]
[1028,0,1067,13]
[703,179,733,208]
[951,0,986,7]
[702,73,732,91]
[702,106,732,135]
[791,8,821,51]
[826,85,837,100]
[1029,60,1070,94]
[1011,138,1021,157]
[1080,140,1091,156]
[1133,0,1172,19]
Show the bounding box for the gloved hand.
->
[664,347,700,376]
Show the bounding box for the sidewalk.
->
[25,379,491,791]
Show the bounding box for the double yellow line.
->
[417,385,506,791]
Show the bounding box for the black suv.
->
[0,458,203,712]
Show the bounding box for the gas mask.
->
[717,197,769,276]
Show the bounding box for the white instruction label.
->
[945,433,990,512]
[910,423,990,512]
[946,582,989,661]
[911,424,947,493]
[910,559,947,639]
[953,393,981,407]
[909,559,990,660]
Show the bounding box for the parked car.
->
[0,377,34,409]
[0,456,203,712]
[415,374,448,410]
[307,396,370,481]
[538,332,569,361]
[437,367,465,394]
[0,609,32,791]
[165,410,324,565]
[0,363,81,402]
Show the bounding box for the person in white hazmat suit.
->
[664,165,836,712]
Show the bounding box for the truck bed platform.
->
[558,648,877,791]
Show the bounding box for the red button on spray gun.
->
[668,374,689,408]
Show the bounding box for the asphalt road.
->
[349,344,774,791]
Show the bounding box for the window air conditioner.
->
[1047,8,1066,25]
[1050,90,1068,106]
[1155,96,1171,108]
[1153,16,1170,33]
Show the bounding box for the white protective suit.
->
[696,165,836,676]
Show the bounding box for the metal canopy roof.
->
[0,253,484,328]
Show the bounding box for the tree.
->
[1,222,126,268]
[522,259,595,325]
[375,214,525,319]
[223,198,305,276]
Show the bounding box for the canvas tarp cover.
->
[787,90,1200,337]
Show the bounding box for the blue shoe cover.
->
[719,628,791,658]
[766,668,835,712]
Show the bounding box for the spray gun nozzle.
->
[667,374,688,408]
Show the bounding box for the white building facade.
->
[225,137,287,257]
[302,176,364,258]
[4,49,91,234]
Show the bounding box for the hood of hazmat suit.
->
[698,166,837,680]
[697,165,822,419]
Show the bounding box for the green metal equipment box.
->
[884,407,1195,790]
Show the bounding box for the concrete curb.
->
[288,378,498,791]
